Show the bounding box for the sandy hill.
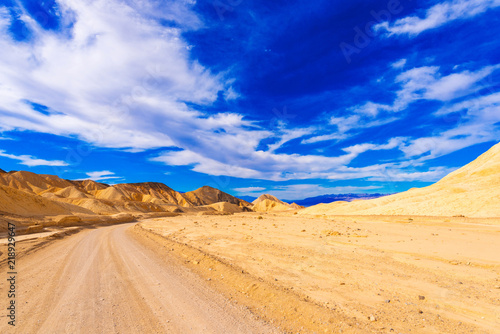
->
[0,170,254,216]
[184,186,252,208]
[252,194,304,212]
[253,194,288,206]
[203,202,251,214]
[53,186,90,199]
[300,142,500,218]
[0,184,91,216]
[0,168,5,173]
[113,182,194,207]
[0,170,74,194]
[70,179,109,192]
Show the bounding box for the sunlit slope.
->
[300,142,500,217]
[0,184,90,216]
[252,194,304,212]
[0,170,253,215]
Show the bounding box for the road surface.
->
[0,223,278,333]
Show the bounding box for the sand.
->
[136,213,500,333]
[0,223,277,334]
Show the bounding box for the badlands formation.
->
[252,194,304,212]
[0,142,499,333]
[0,168,303,234]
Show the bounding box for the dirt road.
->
[0,223,278,334]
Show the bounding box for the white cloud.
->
[367,166,457,182]
[83,170,122,181]
[391,59,407,69]
[350,64,500,118]
[233,186,266,193]
[249,184,381,200]
[301,133,346,145]
[152,138,414,181]
[0,150,69,167]
[376,0,500,36]
[267,127,314,152]
[400,92,500,161]
[0,0,232,151]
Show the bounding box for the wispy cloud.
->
[0,0,233,151]
[83,171,122,182]
[375,0,500,36]
[233,186,266,193]
[350,64,500,117]
[400,92,500,161]
[0,150,68,167]
[236,184,381,200]
[391,58,407,69]
[152,137,403,181]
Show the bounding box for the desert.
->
[1,1,500,333]
[0,142,499,333]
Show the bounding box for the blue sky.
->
[0,0,499,200]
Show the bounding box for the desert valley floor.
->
[0,212,498,333]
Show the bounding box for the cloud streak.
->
[376,0,500,36]
[0,150,69,167]
[82,170,122,182]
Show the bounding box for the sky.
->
[0,0,499,200]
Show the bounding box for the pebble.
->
[385,300,391,303]
[369,315,377,322]
[418,295,425,300]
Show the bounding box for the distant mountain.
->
[288,193,392,207]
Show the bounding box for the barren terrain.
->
[136,213,500,333]
[0,223,278,334]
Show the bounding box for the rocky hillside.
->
[0,170,253,216]
[252,194,304,212]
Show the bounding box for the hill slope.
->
[0,184,90,216]
[184,186,251,207]
[0,171,253,215]
[252,194,304,212]
[300,142,500,218]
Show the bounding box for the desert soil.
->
[137,213,500,333]
[1,213,499,333]
[0,223,278,334]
